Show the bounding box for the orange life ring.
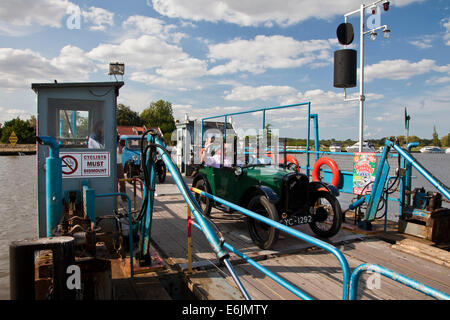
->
[312,157,340,187]
[266,152,300,172]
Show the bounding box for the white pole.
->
[359,3,365,153]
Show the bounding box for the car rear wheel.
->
[246,195,280,249]
[193,178,212,216]
[308,191,342,238]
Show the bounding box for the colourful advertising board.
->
[352,152,377,195]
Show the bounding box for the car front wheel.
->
[246,194,280,250]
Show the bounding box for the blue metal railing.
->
[191,186,351,300]
[201,102,311,143]
[349,264,450,300]
[391,142,450,200]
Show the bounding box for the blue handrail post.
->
[310,113,319,162]
[36,136,63,237]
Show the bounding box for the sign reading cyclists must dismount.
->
[60,152,110,178]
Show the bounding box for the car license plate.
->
[280,215,313,226]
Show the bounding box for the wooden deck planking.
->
[222,266,285,300]
[241,256,341,300]
[123,176,450,300]
[295,248,433,300]
[151,210,216,265]
[338,240,450,294]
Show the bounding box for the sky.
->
[0,0,449,140]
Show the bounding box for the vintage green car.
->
[192,159,343,249]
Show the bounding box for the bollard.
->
[9,236,75,300]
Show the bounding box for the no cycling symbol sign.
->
[61,155,78,175]
[60,152,110,178]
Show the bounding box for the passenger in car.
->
[205,143,234,168]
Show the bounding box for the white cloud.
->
[117,88,156,113]
[150,0,424,27]
[208,35,337,75]
[378,85,450,137]
[87,35,185,70]
[442,17,450,46]
[224,85,297,101]
[87,30,208,89]
[408,35,436,49]
[156,58,207,79]
[0,45,94,89]
[0,0,73,28]
[172,104,245,122]
[82,7,114,31]
[364,59,450,82]
[0,106,32,122]
[128,56,208,89]
[0,1,115,35]
[426,76,450,85]
[122,15,186,43]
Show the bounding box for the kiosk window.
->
[58,110,91,147]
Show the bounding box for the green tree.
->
[0,117,35,144]
[140,100,176,135]
[432,126,441,146]
[117,104,142,126]
[440,133,450,147]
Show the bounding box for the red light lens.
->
[383,2,390,11]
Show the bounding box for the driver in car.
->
[205,143,234,168]
[248,145,272,165]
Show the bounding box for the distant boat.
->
[329,143,341,152]
[420,146,444,153]
[345,141,375,153]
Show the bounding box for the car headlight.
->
[132,155,138,161]
[234,166,243,176]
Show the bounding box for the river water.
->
[0,153,448,299]
[0,155,38,299]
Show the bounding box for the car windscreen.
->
[126,139,146,150]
